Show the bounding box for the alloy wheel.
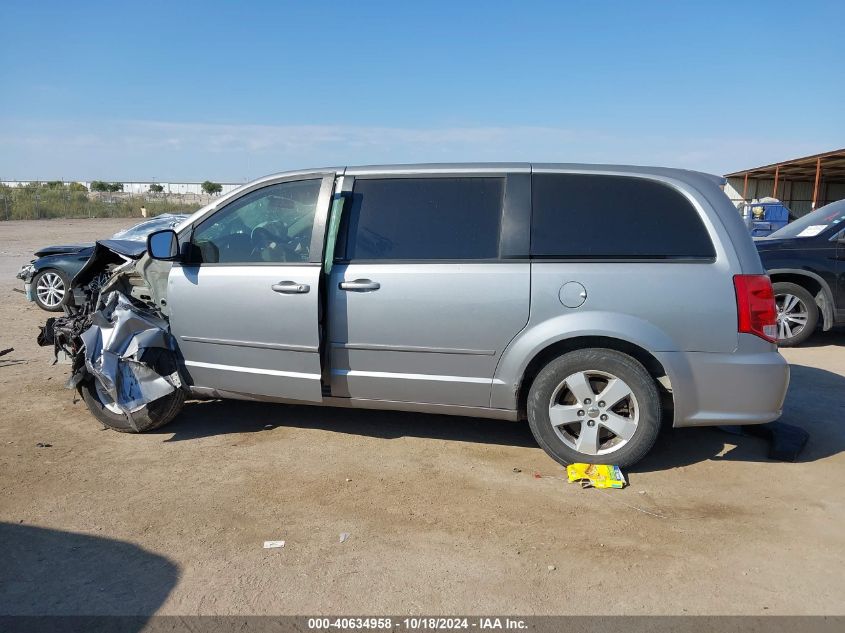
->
[548,370,639,456]
[35,272,66,308]
[775,293,809,341]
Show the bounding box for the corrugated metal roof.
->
[725,148,845,181]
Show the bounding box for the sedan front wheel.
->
[32,269,70,312]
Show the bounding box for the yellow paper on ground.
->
[566,463,626,489]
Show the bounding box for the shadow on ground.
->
[631,362,844,472]
[155,362,845,472]
[0,523,178,619]
[160,397,540,449]
[0,356,28,368]
[784,326,845,348]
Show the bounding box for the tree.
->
[201,180,223,195]
[149,183,164,193]
[68,182,88,192]
[90,181,123,192]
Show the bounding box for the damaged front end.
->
[16,262,36,301]
[37,239,187,432]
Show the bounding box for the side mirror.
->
[147,229,180,261]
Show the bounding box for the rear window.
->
[342,177,504,261]
[531,174,716,259]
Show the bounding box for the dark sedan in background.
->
[756,199,845,346]
[16,214,189,311]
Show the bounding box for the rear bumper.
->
[656,349,789,427]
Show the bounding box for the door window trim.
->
[333,173,530,264]
[178,173,336,267]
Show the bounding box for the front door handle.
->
[272,281,310,294]
[339,279,380,292]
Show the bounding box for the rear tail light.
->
[733,274,778,343]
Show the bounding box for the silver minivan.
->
[48,163,790,467]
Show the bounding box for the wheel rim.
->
[775,293,809,341]
[548,370,639,456]
[94,380,123,415]
[36,272,65,307]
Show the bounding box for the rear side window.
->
[531,174,716,259]
[342,178,503,260]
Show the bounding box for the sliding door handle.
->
[339,279,380,292]
[272,281,310,294]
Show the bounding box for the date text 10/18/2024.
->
[307,618,528,630]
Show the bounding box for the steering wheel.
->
[250,226,295,262]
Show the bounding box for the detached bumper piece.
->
[719,421,809,462]
[16,263,35,282]
[17,264,35,302]
[38,291,183,431]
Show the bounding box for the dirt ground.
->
[1,218,843,616]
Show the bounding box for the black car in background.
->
[755,199,845,346]
[16,214,189,311]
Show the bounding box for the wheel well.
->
[34,267,66,280]
[516,336,673,420]
[769,272,832,328]
[769,272,822,298]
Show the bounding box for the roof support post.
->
[811,157,822,209]
[772,164,780,199]
[742,173,748,199]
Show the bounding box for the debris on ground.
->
[0,348,13,357]
[35,442,52,448]
[547,565,556,571]
[339,532,350,543]
[566,463,627,489]
[719,421,809,462]
[263,540,285,549]
[512,467,522,473]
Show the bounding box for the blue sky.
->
[1,0,843,182]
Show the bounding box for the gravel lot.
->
[1,218,843,616]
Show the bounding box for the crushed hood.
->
[72,239,148,287]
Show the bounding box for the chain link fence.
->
[0,184,209,221]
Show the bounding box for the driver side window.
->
[191,179,323,264]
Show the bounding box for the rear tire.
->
[773,282,817,347]
[527,348,661,468]
[80,377,185,433]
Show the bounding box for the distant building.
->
[725,148,845,217]
[0,180,243,196]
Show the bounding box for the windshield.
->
[768,200,845,239]
[111,214,190,241]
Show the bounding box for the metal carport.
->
[725,148,845,217]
